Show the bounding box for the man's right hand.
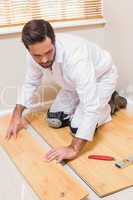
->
[5,104,27,140]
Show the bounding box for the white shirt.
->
[17,33,116,141]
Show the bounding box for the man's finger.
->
[44,151,57,160]
[45,151,58,160]
[5,132,9,139]
[56,156,63,163]
[23,123,28,129]
[5,127,11,139]
[13,128,17,139]
[44,152,59,162]
[23,120,28,129]
[47,148,56,155]
[5,131,12,140]
[47,154,59,162]
[20,119,28,129]
[44,149,56,159]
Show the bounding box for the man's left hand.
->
[44,146,79,163]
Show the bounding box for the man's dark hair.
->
[22,19,55,49]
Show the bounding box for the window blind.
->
[0,0,103,28]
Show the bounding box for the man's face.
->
[28,37,55,69]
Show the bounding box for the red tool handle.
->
[88,155,115,161]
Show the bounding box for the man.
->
[6,19,127,163]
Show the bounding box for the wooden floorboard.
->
[0,115,88,200]
[26,109,133,197]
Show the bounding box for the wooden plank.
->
[26,109,133,197]
[0,115,88,200]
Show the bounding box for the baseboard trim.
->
[0,100,53,117]
[0,98,133,117]
[0,109,13,117]
[127,98,133,106]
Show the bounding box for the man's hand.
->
[44,146,79,163]
[5,104,27,140]
[6,117,28,140]
[44,137,87,163]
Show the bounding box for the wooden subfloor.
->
[26,109,133,197]
[0,115,88,200]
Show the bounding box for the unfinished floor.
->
[0,107,133,200]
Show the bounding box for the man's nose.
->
[41,56,48,63]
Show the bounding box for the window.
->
[0,0,104,29]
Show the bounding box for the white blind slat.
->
[0,0,103,28]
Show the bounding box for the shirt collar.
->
[54,37,64,64]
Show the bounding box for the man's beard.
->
[40,50,56,70]
[40,60,53,69]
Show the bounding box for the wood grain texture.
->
[26,109,133,197]
[0,115,88,200]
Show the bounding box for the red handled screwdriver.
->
[88,155,115,161]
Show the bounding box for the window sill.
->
[0,18,106,36]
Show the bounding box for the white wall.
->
[104,0,133,101]
[0,37,26,111]
[0,26,105,111]
[1,0,133,112]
